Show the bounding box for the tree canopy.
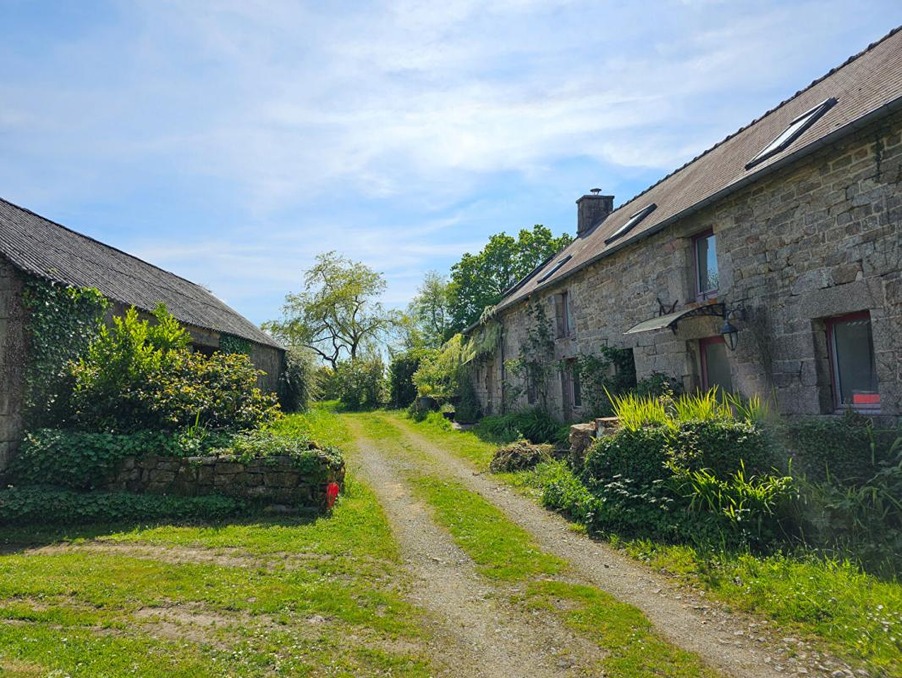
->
[447,225,572,333]
[400,271,452,350]
[263,251,394,369]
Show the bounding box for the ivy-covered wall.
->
[0,258,26,470]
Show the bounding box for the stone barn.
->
[0,198,284,470]
[472,27,902,422]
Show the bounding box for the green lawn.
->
[0,407,433,677]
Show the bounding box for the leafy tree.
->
[448,225,571,333]
[264,251,395,369]
[404,271,452,349]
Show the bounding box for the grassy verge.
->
[354,411,720,677]
[399,410,902,676]
[0,406,432,677]
[620,541,902,676]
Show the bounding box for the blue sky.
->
[2,1,900,326]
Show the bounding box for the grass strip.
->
[525,580,721,677]
[412,473,566,581]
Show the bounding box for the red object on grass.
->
[325,482,340,510]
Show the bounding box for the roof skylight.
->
[604,204,657,245]
[745,97,837,169]
[537,254,572,284]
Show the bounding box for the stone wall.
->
[103,454,345,508]
[0,258,24,472]
[490,109,902,421]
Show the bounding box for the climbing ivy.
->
[504,300,556,412]
[574,347,637,418]
[21,278,109,430]
[219,333,252,355]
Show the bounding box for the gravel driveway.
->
[346,414,862,678]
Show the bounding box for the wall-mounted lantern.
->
[719,306,746,350]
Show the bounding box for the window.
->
[827,312,879,411]
[561,359,581,415]
[746,98,837,169]
[537,254,572,284]
[693,230,718,299]
[605,203,656,245]
[554,291,573,338]
[700,336,732,393]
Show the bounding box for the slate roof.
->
[0,198,281,349]
[497,26,902,312]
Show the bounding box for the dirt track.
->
[346,414,860,678]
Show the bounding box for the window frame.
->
[826,311,880,413]
[693,229,719,301]
[745,98,837,169]
[554,291,573,339]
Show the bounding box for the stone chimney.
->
[576,189,614,237]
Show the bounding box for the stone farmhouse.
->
[0,198,285,469]
[471,27,902,423]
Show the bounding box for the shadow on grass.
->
[0,513,324,555]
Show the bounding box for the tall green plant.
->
[21,280,109,429]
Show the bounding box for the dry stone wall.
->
[104,455,345,508]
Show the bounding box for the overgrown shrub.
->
[0,487,246,525]
[779,411,898,483]
[489,440,553,473]
[68,306,279,433]
[334,357,386,410]
[797,435,902,577]
[475,408,567,444]
[278,348,318,413]
[389,351,422,408]
[670,420,775,477]
[533,460,599,524]
[580,391,794,548]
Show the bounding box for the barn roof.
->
[497,26,902,313]
[0,197,281,350]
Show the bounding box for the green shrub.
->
[278,348,318,413]
[335,357,386,410]
[68,306,279,433]
[779,412,898,484]
[670,420,775,477]
[389,351,422,408]
[583,427,673,486]
[0,487,246,525]
[533,460,599,524]
[475,408,566,444]
[148,350,280,431]
[799,438,902,577]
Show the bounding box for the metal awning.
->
[624,303,725,335]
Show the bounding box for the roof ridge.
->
[612,24,902,214]
[0,195,210,294]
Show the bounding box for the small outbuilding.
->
[0,198,284,470]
